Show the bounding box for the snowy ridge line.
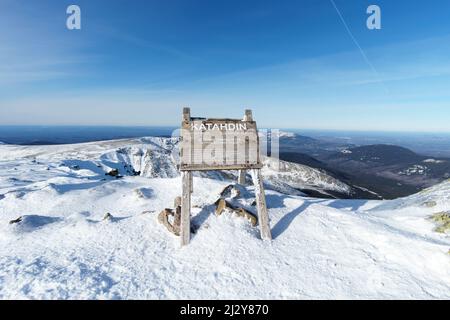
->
[0,136,346,196]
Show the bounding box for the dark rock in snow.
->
[106,169,119,177]
[9,216,23,224]
[103,213,113,221]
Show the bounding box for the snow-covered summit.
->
[0,138,449,299]
[277,130,296,138]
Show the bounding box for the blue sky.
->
[1,0,450,131]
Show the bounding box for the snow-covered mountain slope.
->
[0,137,348,197]
[0,138,449,299]
[262,157,351,196]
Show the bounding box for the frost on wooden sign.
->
[180,111,262,171]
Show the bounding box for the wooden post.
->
[238,109,253,185]
[251,169,272,241]
[244,109,253,121]
[182,107,190,122]
[181,171,192,246]
[180,107,192,246]
[238,170,246,185]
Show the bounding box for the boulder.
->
[105,169,119,177]
[158,206,181,236]
[215,198,257,227]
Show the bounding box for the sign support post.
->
[251,169,272,240]
[180,108,192,246]
[181,171,192,246]
[237,110,253,185]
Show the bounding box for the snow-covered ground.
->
[0,138,449,299]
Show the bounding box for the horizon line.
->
[0,124,450,135]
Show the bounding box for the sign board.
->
[180,113,262,171]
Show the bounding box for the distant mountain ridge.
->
[279,133,450,199]
[0,136,362,200]
[2,133,449,200]
[330,144,424,165]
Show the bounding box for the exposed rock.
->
[9,216,23,225]
[215,198,257,227]
[158,208,181,236]
[219,184,241,199]
[158,197,182,236]
[215,198,227,216]
[103,213,113,221]
[105,169,119,177]
[430,212,450,234]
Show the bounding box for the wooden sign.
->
[178,108,272,246]
[180,112,262,171]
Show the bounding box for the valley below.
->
[279,133,450,199]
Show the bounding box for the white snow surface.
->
[0,137,449,299]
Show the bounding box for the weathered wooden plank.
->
[238,170,246,185]
[190,171,193,193]
[180,114,261,171]
[236,110,254,184]
[244,109,253,121]
[180,171,192,246]
[180,164,263,171]
[184,119,257,128]
[251,169,272,241]
[182,107,191,123]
